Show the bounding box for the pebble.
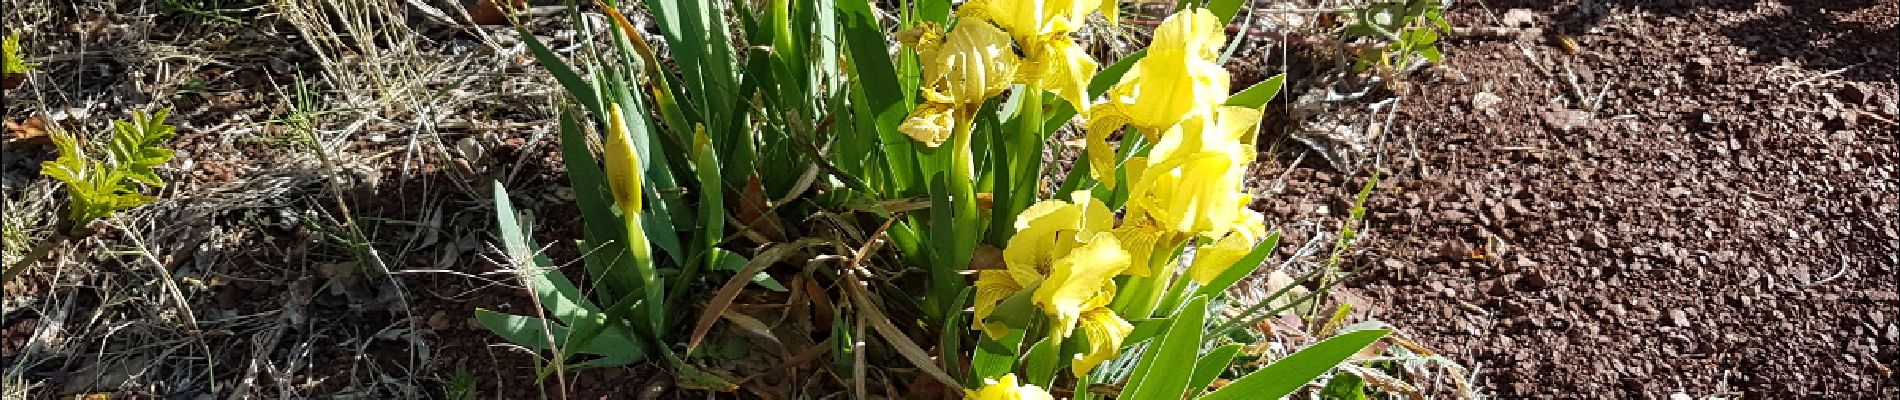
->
[1585,229,1612,249]
[1518,271,1550,291]
[1670,309,1690,327]
[1489,279,1515,296]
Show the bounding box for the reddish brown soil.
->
[1250,0,1898,397]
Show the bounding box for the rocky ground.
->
[1250,0,1898,397]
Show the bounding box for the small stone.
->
[1472,91,1504,113]
[1517,272,1550,291]
[1382,258,1406,271]
[1840,83,1869,104]
[1488,279,1514,296]
[1501,9,1538,27]
[1585,230,1612,249]
[428,311,453,331]
[1440,241,1472,261]
[1669,309,1690,327]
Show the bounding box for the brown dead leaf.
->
[4,116,50,147]
[736,174,788,242]
[801,274,833,332]
[969,244,1005,270]
[721,310,787,356]
[466,0,526,25]
[687,239,824,354]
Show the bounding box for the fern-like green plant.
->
[40,109,178,229]
[2,32,31,75]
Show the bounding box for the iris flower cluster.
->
[897,3,1271,390]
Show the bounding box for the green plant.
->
[443,368,478,400]
[480,183,653,370]
[2,32,31,75]
[40,109,178,230]
[1346,0,1450,74]
[477,0,835,387]
[488,0,1399,396]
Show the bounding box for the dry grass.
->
[2,0,566,397]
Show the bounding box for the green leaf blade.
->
[1122,295,1208,400]
[1202,329,1390,400]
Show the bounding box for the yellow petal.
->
[1004,199,1083,281]
[1084,112,1127,188]
[921,20,1019,106]
[1110,220,1169,276]
[1216,105,1264,148]
[1187,230,1254,284]
[1070,191,1115,239]
[1154,153,1246,235]
[1033,232,1130,339]
[1151,8,1224,61]
[899,102,957,147]
[1093,9,1230,134]
[972,270,1027,339]
[973,0,1101,41]
[1233,208,1268,240]
[1096,55,1227,134]
[1071,306,1133,375]
[966,374,1057,400]
[973,0,1040,41]
[1039,38,1097,114]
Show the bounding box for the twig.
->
[1562,63,1590,108]
[836,214,962,391]
[1856,109,1898,126]
[1587,79,1613,112]
[1266,150,1309,196]
[1,235,66,285]
[1789,61,1869,88]
[112,219,221,395]
[1801,256,1852,287]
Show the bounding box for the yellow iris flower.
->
[901,20,1020,146]
[1033,38,1098,114]
[961,0,1101,111]
[1031,232,1129,339]
[1087,8,1229,186]
[975,195,1120,337]
[972,195,1136,375]
[966,374,1056,400]
[1107,215,1174,277]
[1123,106,1261,238]
[964,0,1099,44]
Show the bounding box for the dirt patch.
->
[1249,1,1899,397]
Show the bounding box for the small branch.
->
[1,235,66,285]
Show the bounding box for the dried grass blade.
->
[687,239,825,354]
[837,215,962,391]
